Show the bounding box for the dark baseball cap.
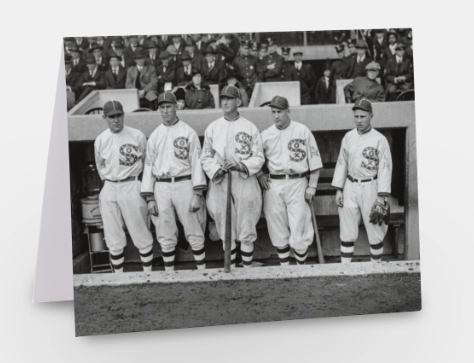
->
[158,92,177,106]
[220,85,241,99]
[269,95,289,110]
[103,100,124,117]
[352,98,373,113]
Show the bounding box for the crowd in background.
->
[64,29,414,111]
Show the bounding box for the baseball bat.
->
[224,171,232,273]
[309,199,325,264]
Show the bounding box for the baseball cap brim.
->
[352,105,372,112]
[105,110,124,116]
[269,103,287,110]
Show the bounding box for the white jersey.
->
[201,115,264,180]
[261,120,323,175]
[94,126,146,181]
[332,128,392,196]
[141,119,207,196]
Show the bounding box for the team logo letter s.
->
[235,132,252,155]
[120,144,140,166]
[288,139,306,162]
[361,147,379,170]
[174,137,189,160]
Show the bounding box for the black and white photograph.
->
[66,29,421,337]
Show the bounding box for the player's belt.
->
[269,172,308,180]
[106,176,137,183]
[155,175,191,183]
[347,174,378,183]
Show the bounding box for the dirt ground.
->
[74,262,421,336]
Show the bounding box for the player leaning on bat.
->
[141,92,208,271]
[201,85,265,268]
[332,98,392,263]
[257,96,323,266]
[94,100,154,273]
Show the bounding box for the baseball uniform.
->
[260,121,323,265]
[95,125,154,272]
[141,118,207,271]
[332,127,392,262]
[201,114,264,267]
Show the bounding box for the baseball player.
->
[332,98,392,263]
[94,100,154,273]
[141,92,207,271]
[258,96,323,266]
[201,85,265,268]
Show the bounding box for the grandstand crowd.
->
[64,29,414,110]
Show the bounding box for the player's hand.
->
[147,201,159,216]
[224,159,241,171]
[258,174,271,190]
[305,187,316,203]
[335,190,344,207]
[189,195,201,213]
[138,90,145,98]
[213,168,227,184]
[400,76,406,82]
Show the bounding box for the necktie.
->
[163,66,166,72]
[135,67,141,89]
[209,63,213,71]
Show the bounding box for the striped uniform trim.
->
[192,247,206,256]
[279,256,290,264]
[341,251,354,258]
[164,261,175,267]
[371,242,384,250]
[110,252,125,260]
[111,262,124,270]
[341,241,355,248]
[195,259,206,266]
[139,249,153,258]
[240,250,253,257]
[370,254,382,260]
[142,260,153,267]
[294,249,308,258]
[161,250,176,257]
[277,245,291,254]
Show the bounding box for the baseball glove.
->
[369,199,390,226]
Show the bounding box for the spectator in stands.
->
[214,34,236,66]
[184,38,203,70]
[315,63,332,104]
[201,46,225,85]
[344,61,385,103]
[191,34,205,54]
[89,42,108,72]
[75,53,106,103]
[346,40,372,79]
[262,38,284,82]
[109,41,134,69]
[177,51,197,86]
[372,29,388,68]
[145,41,159,67]
[69,43,87,74]
[65,54,79,94]
[156,34,172,52]
[174,87,187,110]
[293,50,316,104]
[250,42,260,58]
[105,53,127,89]
[347,39,357,56]
[75,37,89,52]
[96,36,111,51]
[219,73,249,107]
[125,35,141,59]
[156,51,176,93]
[384,30,399,62]
[232,40,261,99]
[401,29,413,60]
[185,70,215,109]
[384,42,413,101]
[125,48,158,109]
[170,34,185,60]
[280,47,298,82]
[258,43,268,62]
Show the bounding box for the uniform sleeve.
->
[377,137,392,196]
[332,135,348,189]
[306,128,323,172]
[94,138,106,181]
[140,134,157,200]
[189,131,207,191]
[201,125,222,182]
[239,126,265,178]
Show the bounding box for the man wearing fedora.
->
[232,40,261,99]
[346,39,373,79]
[145,41,159,67]
[201,46,225,85]
[176,51,198,86]
[105,53,127,90]
[69,43,87,74]
[293,50,316,104]
[156,51,176,93]
[89,42,108,72]
[183,37,204,70]
[125,48,158,109]
[201,85,264,268]
[261,38,284,82]
[107,40,134,70]
[74,53,106,104]
[141,92,208,271]
[95,100,155,273]
[384,42,413,101]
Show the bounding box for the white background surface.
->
[1,1,473,362]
